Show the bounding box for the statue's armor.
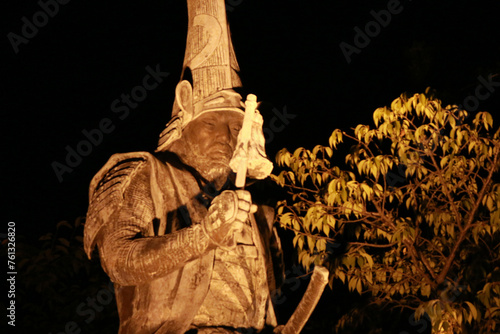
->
[85,152,282,333]
[192,225,270,329]
[84,0,282,332]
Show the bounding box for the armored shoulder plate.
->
[84,152,155,258]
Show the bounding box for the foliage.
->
[272,90,500,333]
[1,217,118,333]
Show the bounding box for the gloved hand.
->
[202,190,252,249]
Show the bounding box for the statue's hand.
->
[202,190,252,249]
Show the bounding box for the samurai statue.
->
[84,0,284,333]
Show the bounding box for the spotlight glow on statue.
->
[84,1,284,333]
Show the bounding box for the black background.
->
[4,0,500,240]
[3,1,500,333]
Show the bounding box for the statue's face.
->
[170,110,243,185]
[183,110,243,162]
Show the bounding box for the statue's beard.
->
[189,154,232,185]
[170,139,234,189]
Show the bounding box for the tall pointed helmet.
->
[156,0,245,152]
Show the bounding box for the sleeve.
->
[86,154,214,286]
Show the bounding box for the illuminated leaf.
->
[270,90,500,332]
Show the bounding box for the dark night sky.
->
[3,0,500,238]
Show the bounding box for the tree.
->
[272,90,500,333]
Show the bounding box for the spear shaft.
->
[235,93,258,188]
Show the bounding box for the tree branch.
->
[436,149,499,284]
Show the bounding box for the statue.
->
[84,0,283,333]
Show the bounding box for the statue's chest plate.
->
[193,239,269,330]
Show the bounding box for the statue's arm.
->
[95,165,213,286]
